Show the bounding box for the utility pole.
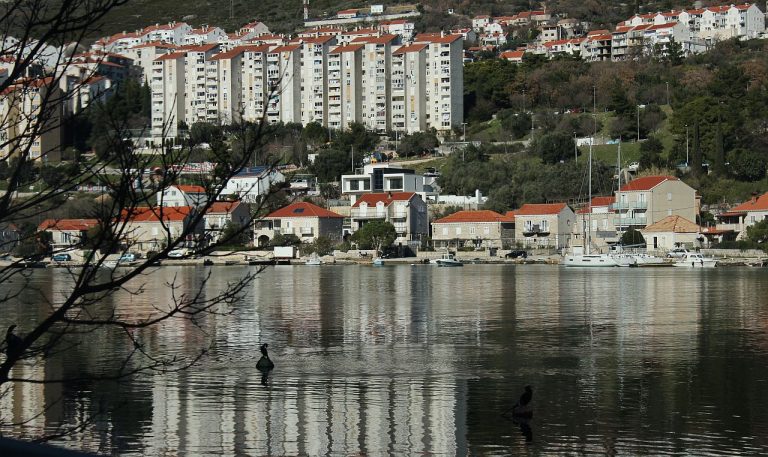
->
[574,131,578,163]
[461,122,467,142]
[685,124,689,166]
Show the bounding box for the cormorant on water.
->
[517,385,533,407]
[256,343,274,371]
[512,385,533,418]
[5,325,24,357]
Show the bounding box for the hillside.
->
[92,0,706,39]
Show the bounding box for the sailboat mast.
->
[617,138,622,239]
[587,140,592,255]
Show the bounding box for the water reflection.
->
[0,265,767,455]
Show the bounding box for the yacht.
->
[673,252,718,268]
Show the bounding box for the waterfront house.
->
[431,210,515,250]
[120,206,200,253]
[203,201,250,244]
[613,175,697,232]
[514,203,575,249]
[350,192,428,246]
[640,215,703,252]
[572,196,618,249]
[715,191,768,240]
[38,219,99,251]
[341,163,437,205]
[254,201,344,247]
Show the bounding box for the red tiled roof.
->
[122,206,192,222]
[330,43,365,54]
[295,35,335,44]
[38,219,99,232]
[175,184,206,193]
[433,210,513,224]
[352,34,397,44]
[642,215,700,233]
[576,196,615,213]
[207,201,241,214]
[515,203,568,216]
[414,33,462,44]
[619,175,678,191]
[730,192,768,213]
[142,22,187,33]
[266,202,343,218]
[352,192,416,208]
[392,43,428,54]
[131,41,176,49]
[176,43,219,53]
[500,50,525,59]
[155,52,186,61]
[271,44,301,53]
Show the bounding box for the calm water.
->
[2,265,768,455]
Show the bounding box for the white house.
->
[514,203,575,249]
[350,192,428,245]
[221,167,285,203]
[157,184,208,207]
[254,201,344,246]
[341,163,437,205]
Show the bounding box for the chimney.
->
[752,191,758,203]
[475,189,481,202]
[440,30,445,38]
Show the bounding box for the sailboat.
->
[564,136,623,267]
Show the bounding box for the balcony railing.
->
[299,227,313,235]
[522,225,550,237]
[350,208,387,219]
[613,217,647,226]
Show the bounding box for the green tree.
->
[352,220,396,253]
[302,236,335,256]
[301,121,327,149]
[219,222,250,246]
[746,219,768,244]
[639,136,664,169]
[620,229,646,246]
[532,132,576,164]
[270,233,301,247]
[728,148,767,181]
[396,131,439,157]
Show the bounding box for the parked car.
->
[505,250,528,259]
[118,253,137,262]
[628,161,640,172]
[168,249,188,258]
[52,253,71,262]
[667,248,690,258]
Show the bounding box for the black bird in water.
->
[5,325,24,357]
[512,385,533,418]
[256,343,274,371]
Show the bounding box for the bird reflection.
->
[503,385,534,443]
[256,343,274,386]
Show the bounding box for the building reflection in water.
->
[1,266,768,455]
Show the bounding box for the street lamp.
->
[665,81,670,106]
[636,104,643,141]
[461,122,467,142]
[573,131,578,163]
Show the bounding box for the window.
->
[484,227,490,235]
[667,192,672,201]
[442,227,448,235]
[456,227,462,235]
[469,226,476,235]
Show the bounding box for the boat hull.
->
[563,254,620,267]
[673,260,717,268]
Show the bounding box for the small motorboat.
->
[435,252,463,267]
[673,252,718,268]
[372,257,385,266]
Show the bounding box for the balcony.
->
[299,227,314,236]
[350,208,387,219]
[613,217,647,227]
[522,224,550,237]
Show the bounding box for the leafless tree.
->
[0,0,283,441]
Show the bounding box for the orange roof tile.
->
[392,43,428,54]
[38,219,99,232]
[576,196,615,213]
[414,33,462,44]
[641,215,700,233]
[122,206,192,223]
[619,175,678,191]
[174,184,206,193]
[266,202,343,218]
[515,203,568,216]
[352,34,397,44]
[329,43,365,54]
[730,192,768,212]
[207,201,242,214]
[433,210,513,224]
[352,192,416,208]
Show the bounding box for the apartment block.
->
[297,36,337,126]
[240,44,272,123]
[181,44,220,126]
[327,43,364,130]
[266,44,301,124]
[0,77,61,162]
[150,52,185,139]
[208,46,247,124]
[355,34,399,132]
[391,43,427,134]
[414,33,464,131]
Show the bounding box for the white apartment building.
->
[355,34,398,132]
[181,43,220,126]
[143,22,192,44]
[183,26,228,46]
[207,46,246,124]
[0,77,62,162]
[241,44,272,123]
[414,33,464,131]
[266,44,301,124]
[297,36,337,126]
[341,163,437,205]
[150,52,185,139]
[123,42,175,83]
[391,43,427,134]
[327,43,364,130]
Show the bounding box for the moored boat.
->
[673,252,717,268]
[435,252,463,267]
